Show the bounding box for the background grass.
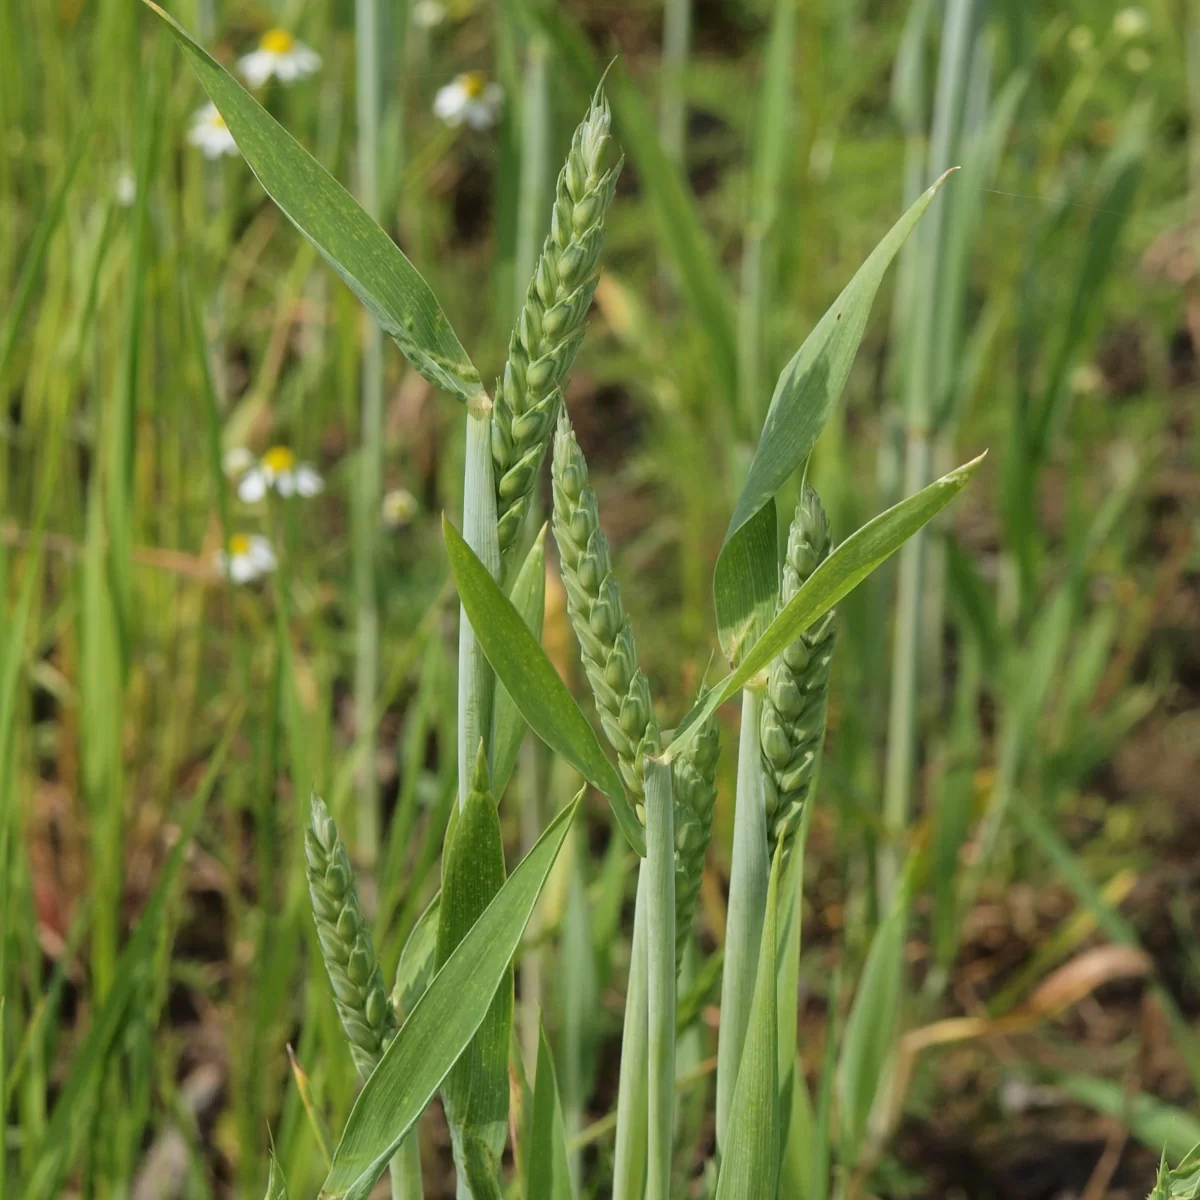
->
[2,0,1199,1196]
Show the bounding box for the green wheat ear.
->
[493,87,622,558]
[670,693,720,974]
[760,488,837,863]
[551,411,657,813]
[305,794,397,1077]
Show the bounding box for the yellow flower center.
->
[229,533,251,556]
[261,446,297,474]
[461,71,486,99]
[261,28,296,55]
[208,110,228,130]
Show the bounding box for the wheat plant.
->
[116,9,981,1197]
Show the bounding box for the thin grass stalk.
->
[514,29,552,1069]
[715,687,770,1151]
[612,867,650,1200]
[643,756,676,1200]
[659,0,691,167]
[459,396,501,805]
[736,0,795,434]
[354,0,385,872]
[879,0,978,906]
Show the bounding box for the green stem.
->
[389,1129,424,1200]
[354,0,384,871]
[458,397,500,803]
[644,757,676,1200]
[613,866,649,1200]
[659,0,691,167]
[715,688,769,1151]
[514,28,551,1069]
[879,0,976,907]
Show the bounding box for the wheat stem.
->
[458,395,501,808]
[715,687,769,1152]
[644,756,676,1200]
[612,867,649,1200]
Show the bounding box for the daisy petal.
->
[295,465,324,497]
[238,469,268,503]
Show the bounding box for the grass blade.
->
[143,1,482,403]
[491,526,547,799]
[714,845,782,1198]
[322,797,580,1199]
[436,750,511,1190]
[526,1018,573,1200]
[442,515,642,855]
[714,170,955,661]
[671,455,985,757]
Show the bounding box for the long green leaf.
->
[437,754,511,1192]
[527,1019,573,1200]
[835,864,910,1164]
[322,798,580,1199]
[143,1,482,403]
[714,171,954,660]
[491,526,547,800]
[392,894,441,1019]
[443,515,643,856]
[670,455,984,758]
[714,845,782,1198]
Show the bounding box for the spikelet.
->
[551,412,657,812]
[492,88,622,555]
[670,699,720,973]
[305,794,397,1078]
[760,488,836,862]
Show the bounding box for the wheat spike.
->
[551,412,657,812]
[305,794,397,1078]
[493,88,622,555]
[760,488,836,862]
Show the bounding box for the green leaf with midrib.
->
[143,1,482,404]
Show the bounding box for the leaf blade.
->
[322,798,580,1199]
[143,1,481,403]
[672,454,984,757]
[443,514,644,856]
[714,171,954,659]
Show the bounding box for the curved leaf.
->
[714,171,955,660]
[443,515,644,856]
[671,454,984,759]
[143,2,482,403]
[322,798,580,1199]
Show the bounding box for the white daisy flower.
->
[381,488,419,529]
[188,103,239,160]
[115,166,136,208]
[1113,7,1149,40]
[216,533,277,584]
[238,29,322,88]
[433,72,504,131]
[412,0,447,29]
[237,446,324,503]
